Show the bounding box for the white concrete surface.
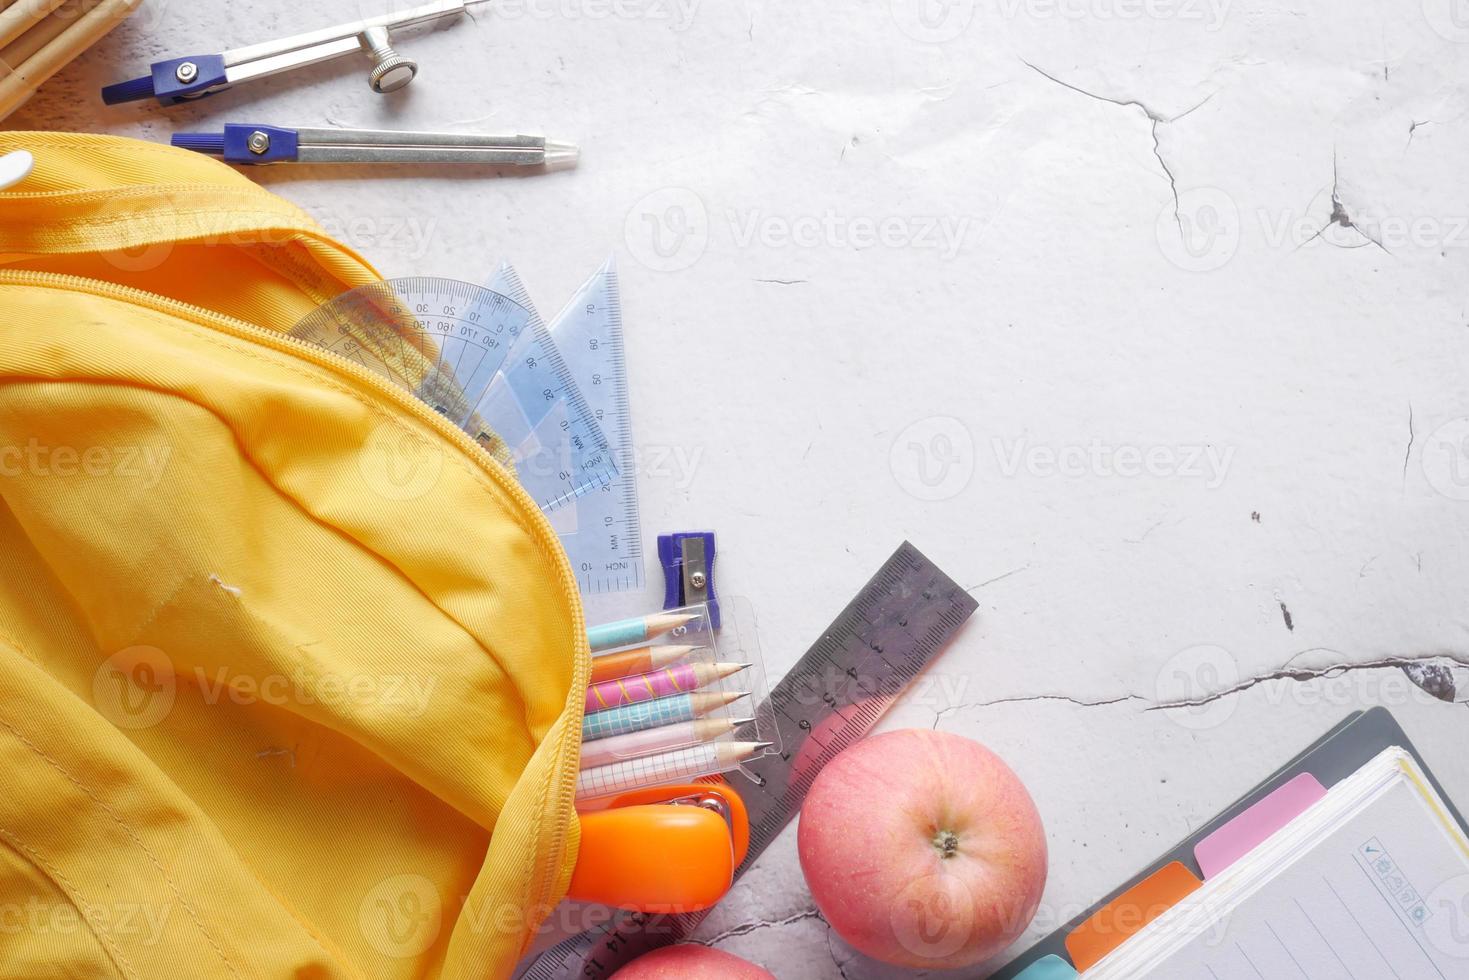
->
[16,0,1469,975]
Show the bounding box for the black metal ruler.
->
[516,541,978,979]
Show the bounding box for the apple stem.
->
[932,829,960,859]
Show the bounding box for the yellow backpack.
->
[0,132,588,979]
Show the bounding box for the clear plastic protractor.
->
[289,277,617,510]
[289,277,519,424]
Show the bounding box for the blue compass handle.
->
[102,55,228,106]
[171,125,300,164]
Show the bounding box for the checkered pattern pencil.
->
[576,741,769,800]
[581,691,743,742]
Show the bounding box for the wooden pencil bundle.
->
[0,0,138,121]
[578,612,765,794]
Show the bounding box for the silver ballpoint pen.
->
[171,126,579,168]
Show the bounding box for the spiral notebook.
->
[1002,709,1469,979]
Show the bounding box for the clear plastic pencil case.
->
[576,599,776,801]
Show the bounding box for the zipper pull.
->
[0,151,35,192]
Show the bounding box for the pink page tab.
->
[1195,772,1327,879]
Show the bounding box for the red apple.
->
[610,944,774,979]
[797,728,1047,969]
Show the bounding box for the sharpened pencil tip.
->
[640,611,699,637]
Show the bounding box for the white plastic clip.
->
[0,151,35,191]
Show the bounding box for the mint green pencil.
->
[587,611,696,652]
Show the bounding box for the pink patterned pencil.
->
[584,662,748,713]
[579,716,753,770]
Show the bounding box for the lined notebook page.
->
[1088,751,1469,979]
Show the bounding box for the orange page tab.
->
[1064,861,1203,971]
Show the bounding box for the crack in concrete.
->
[1406,119,1431,151]
[696,907,823,947]
[933,692,1148,728]
[966,565,1030,592]
[1299,150,1390,254]
[1150,118,1187,236]
[1403,662,1457,703]
[1150,653,1469,710]
[1021,60,1212,237]
[1403,402,1415,486]
[928,652,1469,727]
[1125,516,1175,544]
[820,915,855,980]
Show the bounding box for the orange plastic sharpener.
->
[569,782,748,913]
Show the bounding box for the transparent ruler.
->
[289,276,616,509]
[487,260,644,595]
[547,258,645,594]
[515,542,978,979]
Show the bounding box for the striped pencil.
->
[588,612,697,652]
[580,716,753,770]
[577,741,771,800]
[589,644,699,685]
[584,662,749,714]
[582,691,744,742]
